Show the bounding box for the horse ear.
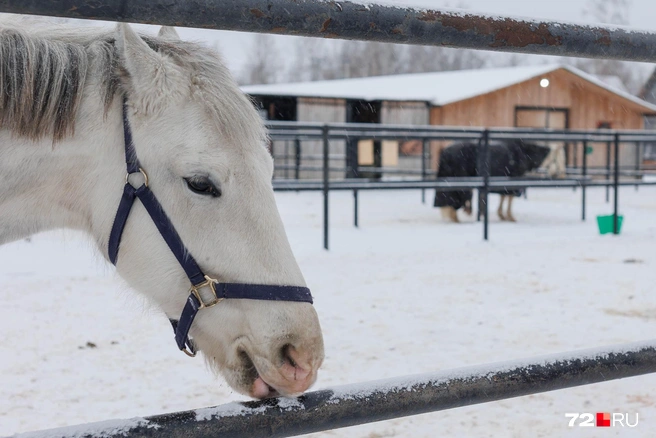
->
[116,23,160,80]
[116,23,185,113]
[158,26,180,40]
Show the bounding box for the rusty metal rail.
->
[2,0,656,62]
[10,341,656,438]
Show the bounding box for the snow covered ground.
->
[2,186,656,437]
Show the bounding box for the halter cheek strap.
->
[108,98,313,357]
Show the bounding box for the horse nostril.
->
[281,344,297,368]
[279,344,312,383]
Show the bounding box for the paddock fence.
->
[267,122,656,247]
[4,1,656,437]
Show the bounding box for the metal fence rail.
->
[3,0,656,62]
[12,341,656,438]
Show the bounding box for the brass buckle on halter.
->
[182,347,197,358]
[189,275,222,309]
[181,340,198,358]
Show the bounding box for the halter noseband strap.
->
[108,98,313,357]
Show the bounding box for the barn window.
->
[515,107,568,129]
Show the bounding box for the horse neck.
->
[0,97,125,248]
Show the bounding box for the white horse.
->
[0,21,324,399]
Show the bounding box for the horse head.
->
[517,140,565,178]
[542,142,567,178]
[107,24,324,398]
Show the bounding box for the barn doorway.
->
[252,96,298,121]
[346,100,382,179]
[250,96,297,165]
[514,106,571,166]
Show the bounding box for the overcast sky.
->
[31,0,656,75]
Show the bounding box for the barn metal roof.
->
[241,64,656,113]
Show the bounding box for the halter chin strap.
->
[108,98,313,357]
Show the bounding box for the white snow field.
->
[2,186,656,437]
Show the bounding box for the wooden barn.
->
[243,64,656,177]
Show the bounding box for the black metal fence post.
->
[284,140,289,179]
[353,190,359,228]
[421,138,428,204]
[322,125,330,250]
[294,138,301,181]
[613,133,620,235]
[581,140,587,221]
[346,137,358,179]
[606,141,611,202]
[635,141,641,191]
[571,142,577,192]
[483,130,490,241]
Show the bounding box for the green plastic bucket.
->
[597,215,623,235]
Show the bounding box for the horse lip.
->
[252,369,282,399]
[254,374,280,398]
[240,349,281,398]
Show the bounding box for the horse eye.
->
[184,177,221,197]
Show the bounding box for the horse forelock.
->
[0,24,265,149]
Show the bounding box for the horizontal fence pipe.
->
[275,168,656,178]
[277,165,656,176]
[268,121,656,138]
[268,122,656,134]
[14,340,656,438]
[273,155,345,161]
[271,178,656,192]
[275,166,348,172]
[267,124,656,144]
[4,1,656,62]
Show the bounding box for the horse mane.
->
[0,21,264,144]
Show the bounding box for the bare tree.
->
[287,37,345,82]
[332,0,486,79]
[240,34,281,85]
[582,0,631,25]
[243,0,492,84]
[327,40,487,79]
[397,45,486,74]
[331,41,406,78]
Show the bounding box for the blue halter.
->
[108,98,313,357]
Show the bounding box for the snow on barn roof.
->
[242,64,656,112]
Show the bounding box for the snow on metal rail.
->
[10,341,656,438]
[2,0,656,62]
